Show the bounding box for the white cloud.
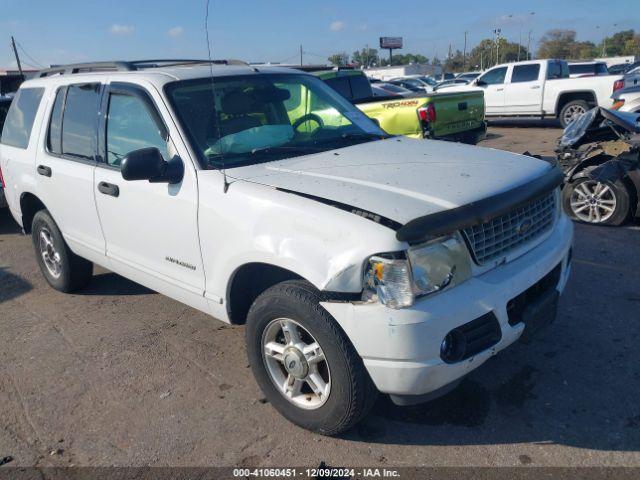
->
[330,20,346,32]
[168,26,184,38]
[356,24,369,31]
[109,24,134,36]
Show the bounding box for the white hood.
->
[227,137,553,224]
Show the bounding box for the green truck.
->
[312,69,486,143]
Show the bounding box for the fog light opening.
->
[440,330,466,363]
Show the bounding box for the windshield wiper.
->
[248,145,321,156]
[340,132,389,141]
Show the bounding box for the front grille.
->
[463,191,556,265]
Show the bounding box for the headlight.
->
[364,234,472,309]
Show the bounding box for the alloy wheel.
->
[38,227,62,278]
[563,104,587,125]
[262,318,331,410]
[570,180,617,223]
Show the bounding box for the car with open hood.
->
[0,59,573,435]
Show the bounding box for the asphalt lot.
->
[1,124,639,468]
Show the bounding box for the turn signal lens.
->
[611,100,625,110]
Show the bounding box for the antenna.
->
[205,0,230,193]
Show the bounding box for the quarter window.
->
[511,64,540,83]
[0,87,44,149]
[47,87,66,154]
[61,84,101,159]
[478,67,507,85]
[106,93,169,167]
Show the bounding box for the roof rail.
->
[38,59,250,77]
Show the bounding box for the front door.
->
[93,81,205,297]
[476,66,508,114]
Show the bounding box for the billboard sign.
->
[379,37,403,49]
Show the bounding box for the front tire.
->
[562,177,632,225]
[245,280,377,435]
[31,210,93,292]
[559,100,589,128]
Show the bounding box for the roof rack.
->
[38,59,249,77]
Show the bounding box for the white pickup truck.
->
[449,59,625,127]
[0,60,573,435]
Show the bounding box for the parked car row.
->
[445,59,625,127]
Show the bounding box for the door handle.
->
[37,165,52,177]
[98,181,120,197]
[496,88,504,91]
[530,85,541,89]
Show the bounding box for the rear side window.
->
[596,63,609,75]
[511,64,540,83]
[47,87,66,154]
[324,77,352,100]
[0,88,44,149]
[61,84,101,159]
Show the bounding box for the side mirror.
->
[475,79,487,87]
[121,147,184,184]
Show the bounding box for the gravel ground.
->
[0,124,639,469]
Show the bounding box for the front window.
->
[106,93,169,167]
[165,73,386,169]
[478,67,507,85]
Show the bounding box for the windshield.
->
[165,73,386,169]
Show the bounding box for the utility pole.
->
[300,45,303,66]
[480,50,484,70]
[11,36,24,77]
[527,30,532,60]
[463,31,468,71]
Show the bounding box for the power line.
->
[16,41,45,68]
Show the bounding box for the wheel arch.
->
[226,262,304,325]
[19,191,48,234]
[555,90,597,116]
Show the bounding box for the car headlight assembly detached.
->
[364,234,472,309]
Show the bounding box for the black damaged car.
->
[556,107,640,225]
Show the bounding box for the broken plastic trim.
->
[276,188,403,231]
[396,167,564,245]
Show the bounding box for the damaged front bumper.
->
[321,214,573,404]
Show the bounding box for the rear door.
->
[476,66,508,114]
[35,83,106,258]
[504,63,543,114]
[93,81,205,296]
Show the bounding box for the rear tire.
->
[559,100,589,128]
[562,177,631,226]
[31,210,93,292]
[245,280,377,435]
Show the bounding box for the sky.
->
[1,0,638,70]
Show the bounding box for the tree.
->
[622,34,640,56]
[352,47,379,68]
[328,52,349,67]
[537,29,577,59]
[466,38,530,69]
[598,29,634,56]
[444,50,465,72]
[379,53,429,66]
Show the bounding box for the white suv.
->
[0,60,573,435]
